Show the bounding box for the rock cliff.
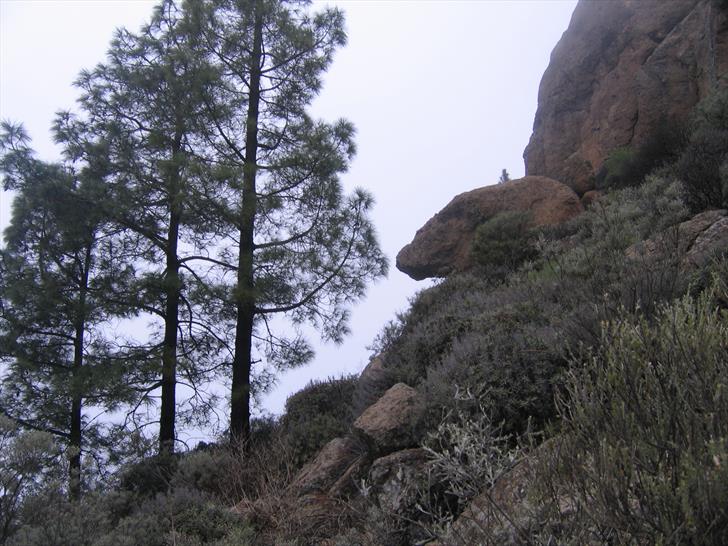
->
[524,0,728,194]
[397,0,728,281]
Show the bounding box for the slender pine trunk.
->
[230,4,263,446]
[158,218,180,456]
[159,130,184,456]
[70,243,92,500]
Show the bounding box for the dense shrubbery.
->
[470,211,538,277]
[9,485,252,546]
[423,394,524,517]
[671,89,728,212]
[530,278,728,545]
[279,376,357,468]
[334,161,728,544]
[3,89,727,546]
[374,174,692,445]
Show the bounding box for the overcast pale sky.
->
[0,0,578,425]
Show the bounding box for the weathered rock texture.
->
[396,176,583,280]
[524,0,728,194]
[352,354,393,416]
[352,383,424,453]
[367,448,429,515]
[273,383,430,544]
[626,209,728,268]
[289,436,364,495]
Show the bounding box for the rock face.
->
[352,383,424,453]
[441,459,534,545]
[367,448,430,514]
[289,436,364,495]
[278,383,430,544]
[626,209,728,268]
[396,176,583,280]
[524,0,728,194]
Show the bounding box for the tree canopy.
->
[0,0,386,495]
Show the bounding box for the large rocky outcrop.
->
[276,382,429,543]
[396,176,582,280]
[524,0,728,194]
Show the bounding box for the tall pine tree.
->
[198,0,388,443]
[55,0,224,455]
[0,123,137,498]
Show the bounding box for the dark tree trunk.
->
[69,244,92,500]
[230,5,263,446]
[158,130,184,456]
[158,221,180,456]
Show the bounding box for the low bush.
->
[538,281,728,544]
[596,120,685,190]
[9,485,253,546]
[279,376,357,468]
[470,211,538,278]
[423,393,524,517]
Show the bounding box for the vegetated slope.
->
[8,91,724,546]
[3,1,728,545]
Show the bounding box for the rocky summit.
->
[524,0,728,194]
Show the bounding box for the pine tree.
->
[0,123,136,498]
[55,0,224,455]
[198,0,388,443]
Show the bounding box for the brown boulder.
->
[688,213,728,267]
[524,0,728,194]
[581,190,603,208]
[367,448,430,514]
[353,383,424,454]
[396,176,583,280]
[443,459,534,545]
[436,438,576,546]
[289,436,364,495]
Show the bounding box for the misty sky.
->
[0,0,578,426]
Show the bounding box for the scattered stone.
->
[367,448,430,514]
[353,354,393,416]
[353,383,425,454]
[289,436,363,495]
[626,209,728,268]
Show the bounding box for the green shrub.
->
[118,453,178,499]
[279,376,357,468]
[10,485,252,546]
[470,211,537,277]
[0,418,60,543]
[666,88,728,212]
[596,119,685,190]
[420,301,563,436]
[597,147,639,189]
[547,283,728,544]
[423,395,523,517]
